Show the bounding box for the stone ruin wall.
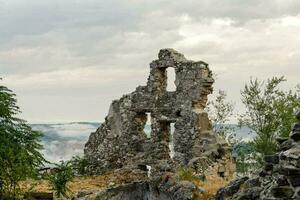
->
[84,49,228,175]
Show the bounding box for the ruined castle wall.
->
[84,49,218,174]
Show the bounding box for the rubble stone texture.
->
[215,108,300,200]
[84,49,226,175]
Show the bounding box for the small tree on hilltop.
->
[239,76,300,157]
[0,80,45,199]
[206,89,236,144]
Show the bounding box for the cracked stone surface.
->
[84,48,226,175]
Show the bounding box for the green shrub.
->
[239,76,300,156]
[70,156,89,175]
[177,166,195,181]
[47,161,74,198]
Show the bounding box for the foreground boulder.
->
[72,169,198,200]
[215,109,300,200]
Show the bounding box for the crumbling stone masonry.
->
[84,49,226,175]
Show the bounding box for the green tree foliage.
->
[47,161,74,198]
[233,142,259,175]
[206,90,236,143]
[239,76,300,156]
[0,82,45,199]
[70,155,89,176]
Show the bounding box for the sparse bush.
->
[70,155,89,175]
[47,161,74,198]
[233,142,261,175]
[206,90,236,144]
[177,166,195,181]
[176,166,207,182]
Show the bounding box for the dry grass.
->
[22,172,230,200]
[193,174,231,200]
[188,160,235,200]
[21,169,147,199]
[21,163,234,200]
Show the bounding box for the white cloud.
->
[3,68,147,89]
[42,140,85,163]
[171,14,300,113]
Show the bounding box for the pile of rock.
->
[215,109,300,200]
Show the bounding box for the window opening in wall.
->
[166,67,176,91]
[169,123,175,159]
[143,112,151,138]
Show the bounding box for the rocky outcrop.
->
[72,170,198,200]
[73,182,150,200]
[215,109,300,200]
[95,181,150,200]
[74,182,195,200]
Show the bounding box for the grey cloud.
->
[0,0,139,41]
[0,0,142,74]
[1,0,300,122]
[3,0,299,75]
[143,0,300,23]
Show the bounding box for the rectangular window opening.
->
[143,112,151,138]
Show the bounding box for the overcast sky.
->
[1,0,300,123]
